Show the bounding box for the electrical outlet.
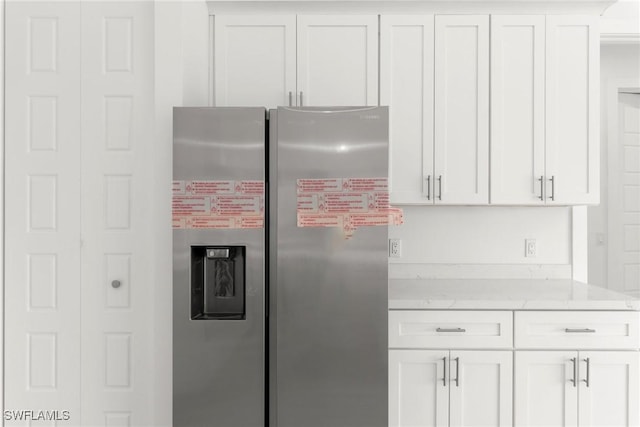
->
[525,239,537,257]
[389,238,402,258]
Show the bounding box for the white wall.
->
[389,206,573,279]
[588,43,640,289]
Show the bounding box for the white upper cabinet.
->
[434,15,490,205]
[380,16,434,204]
[545,16,599,205]
[215,12,600,206]
[214,15,296,109]
[214,15,378,109]
[381,15,489,205]
[490,16,546,205]
[297,15,378,106]
[491,15,599,205]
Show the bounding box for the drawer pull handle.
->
[436,327,466,333]
[565,328,596,333]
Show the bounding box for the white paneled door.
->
[5,2,82,423]
[434,15,489,204]
[609,93,640,296]
[80,3,155,426]
[5,2,156,426]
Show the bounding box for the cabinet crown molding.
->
[207,0,616,15]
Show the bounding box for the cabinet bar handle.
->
[571,357,577,387]
[549,176,555,201]
[426,175,431,200]
[437,175,442,201]
[441,357,447,386]
[538,175,544,200]
[289,91,293,107]
[565,328,596,333]
[299,91,304,107]
[436,327,466,333]
[582,358,590,387]
[453,357,460,387]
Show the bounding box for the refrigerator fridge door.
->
[269,107,389,427]
[173,107,265,427]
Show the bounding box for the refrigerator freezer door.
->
[173,107,265,427]
[269,107,389,427]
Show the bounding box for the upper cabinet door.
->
[545,16,599,205]
[297,15,378,106]
[380,16,435,205]
[490,16,546,205]
[214,15,296,109]
[434,15,489,204]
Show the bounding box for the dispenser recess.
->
[191,246,245,320]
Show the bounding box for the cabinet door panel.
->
[434,15,489,204]
[515,351,578,427]
[297,15,378,106]
[214,15,296,109]
[579,351,640,427]
[545,16,599,205]
[449,351,513,427]
[380,16,434,204]
[490,16,545,205]
[389,350,449,427]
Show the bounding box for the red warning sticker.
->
[172,180,264,229]
[296,177,404,238]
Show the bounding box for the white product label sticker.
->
[172,180,265,229]
[296,177,404,239]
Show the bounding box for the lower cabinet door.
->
[578,351,640,427]
[515,351,579,427]
[449,351,513,427]
[389,349,449,427]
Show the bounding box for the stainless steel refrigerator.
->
[173,106,388,427]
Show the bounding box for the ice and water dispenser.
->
[190,246,246,320]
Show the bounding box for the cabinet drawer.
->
[389,311,513,349]
[514,311,640,349]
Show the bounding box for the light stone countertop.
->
[388,279,640,311]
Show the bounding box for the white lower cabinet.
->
[389,350,512,427]
[515,351,639,427]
